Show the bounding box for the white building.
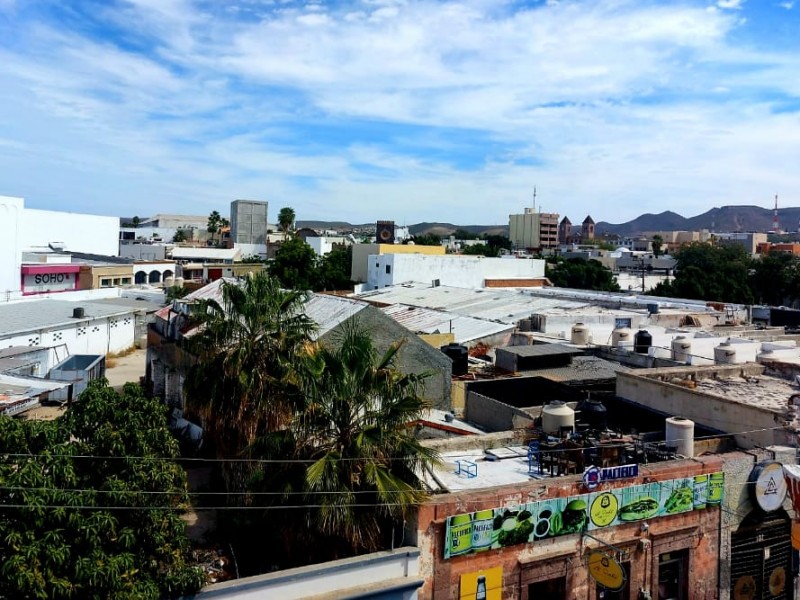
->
[306,236,350,256]
[0,195,120,298]
[0,299,137,357]
[364,254,546,290]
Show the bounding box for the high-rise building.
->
[230,199,268,257]
[508,208,559,251]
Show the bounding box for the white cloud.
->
[716,0,744,9]
[779,1,794,9]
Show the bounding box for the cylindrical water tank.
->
[634,330,652,354]
[440,343,468,376]
[671,336,692,363]
[541,401,575,435]
[611,328,633,348]
[571,323,590,345]
[576,397,607,431]
[647,303,660,315]
[665,416,695,457]
[714,342,737,365]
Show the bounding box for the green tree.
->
[207,210,222,245]
[184,273,316,485]
[317,246,353,291]
[409,233,441,246]
[132,216,141,229]
[0,380,204,599]
[483,234,512,254]
[750,252,800,306]
[166,285,189,303]
[248,325,439,566]
[650,242,753,303]
[547,257,621,292]
[651,235,664,258]
[173,229,188,243]
[462,243,499,257]
[278,207,296,241]
[453,228,478,240]
[269,236,319,290]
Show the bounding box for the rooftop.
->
[380,304,512,345]
[0,300,135,337]
[692,375,796,413]
[171,247,240,261]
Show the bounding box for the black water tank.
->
[634,329,652,354]
[72,307,85,319]
[440,343,468,376]
[577,397,607,431]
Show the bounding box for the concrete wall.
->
[615,365,787,449]
[187,547,422,600]
[230,200,268,246]
[0,196,23,297]
[119,243,169,261]
[21,208,119,256]
[465,392,534,431]
[79,265,134,290]
[367,254,546,290]
[351,243,445,283]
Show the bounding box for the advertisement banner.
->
[459,566,502,600]
[444,472,724,559]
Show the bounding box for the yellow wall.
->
[79,265,134,289]
[419,333,455,348]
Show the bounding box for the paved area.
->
[105,348,147,389]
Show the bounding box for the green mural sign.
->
[443,471,724,559]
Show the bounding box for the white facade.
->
[22,208,119,256]
[366,254,546,290]
[0,196,23,295]
[0,300,136,356]
[306,236,349,256]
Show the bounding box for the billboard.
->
[444,472,723,559]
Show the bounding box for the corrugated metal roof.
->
[380,304,511,344]
[0,300,135,338]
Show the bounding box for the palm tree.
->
[207,210,222,245]
[251,323,439,564]
[183,273,317,489]
[278,207,295,240]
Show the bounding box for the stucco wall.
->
[21,208,120,256]
[351,244,446,283]
[615,366,786,449]
[0,196,23,295]
[0,313,135,356]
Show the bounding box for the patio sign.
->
[443,472,724,559]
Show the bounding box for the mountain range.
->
[298,205,799,238]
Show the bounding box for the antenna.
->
[532,186,537,212]
[773,193,780,233]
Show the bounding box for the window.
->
[113,278,121,285]
[122,278,131,284]
[385,264,391,274]
[100,278,112,287]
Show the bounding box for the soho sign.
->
[23,271,76,293]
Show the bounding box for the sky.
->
[1,0,799,226]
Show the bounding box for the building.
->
[350,243,445,284]
[582,215,595,240]
[508,208,559,252]
[230,199,268,258]
[364,254,547,291]
[305,235,351,257]
[0,195,120,298]
[557,216,572,245]
[716,232,768,255]
[146,280,453,417]
[757,242,800,256]
[0,299,137,356]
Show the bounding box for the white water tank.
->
[714,342,737,365]
[611,327,633,348]
[541,401,575,435]
[671,336,692,363]
[571,323,590,345]
[665,416,695,457]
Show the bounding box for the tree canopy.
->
[0,380,204,599]
[268,236,319,291]
[278,207,295,240]
[547,257,621,292]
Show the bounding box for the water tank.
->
[714,342,737,365]
[541,401,575,436]
[576,397,607,431]
[634,330,652,354]
[611,327,633,348]
[571,323,590,345]
[665,416,695,457]
[671,336,692,363]
[647,303,660,315]
[440,343,468,376]
[72,307,85,319]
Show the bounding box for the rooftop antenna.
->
[531,186,537,213]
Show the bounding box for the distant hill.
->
[597,205,800,236]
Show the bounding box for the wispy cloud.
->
[0,0,798,224]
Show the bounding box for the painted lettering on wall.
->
[22,272,77,294]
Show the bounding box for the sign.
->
[748,461,786,513]
[733,575,757,600]
[782,464,800,516]
[583,464,639,490]
[443,472,724,559]
[587,551,626,591]
[459,566,502,600]
[22,271,77,295]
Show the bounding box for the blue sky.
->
[1,0,798,225]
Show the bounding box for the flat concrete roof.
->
[691,375,795,413]
[0,300,134,337]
